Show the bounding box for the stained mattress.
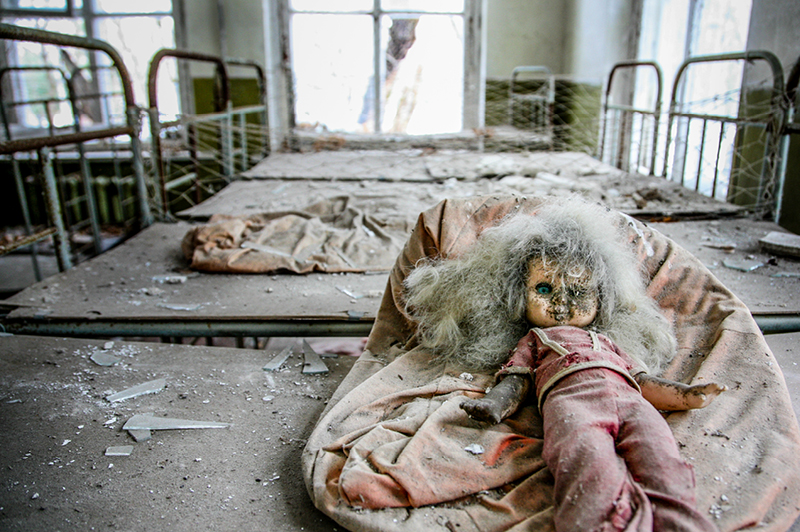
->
[302,195,800,532]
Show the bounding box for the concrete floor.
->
[0,335,355,531]
[1,333,798,532]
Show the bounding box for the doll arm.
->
[461,374,530,424]
[634,372,727,411]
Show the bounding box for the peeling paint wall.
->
[562,0,639,82]
[485,0,567,78]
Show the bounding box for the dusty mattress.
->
[301,195,800,532]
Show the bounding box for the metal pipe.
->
[3,314,797,338]
[0,23,136,107]
[601,61,662,174]
[663,50,785,208]
[128,107,153,227]
[147,48,232,214]
[753,314,800,335]
[0,227,57,256]
[695,118,707,191]
[1,318,374,338]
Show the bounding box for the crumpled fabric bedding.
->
[302,194,800,532]
[181,196,406,273]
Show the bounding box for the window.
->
[1,0,177,133]
[636,0,753,197]
[287,0,477,135]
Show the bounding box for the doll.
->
[404,198,724,532]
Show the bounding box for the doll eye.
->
[535,283,552,295]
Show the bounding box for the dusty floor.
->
[1,330,798,531]
[0,335,356,531]
[1,209,800,530]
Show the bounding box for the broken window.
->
[1,0,177,133]
[288,0,470,135]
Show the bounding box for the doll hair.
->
[403,198,676,374]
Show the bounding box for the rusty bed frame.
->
[1,23,800,341]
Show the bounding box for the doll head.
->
[525,256,598,328]
[404,197,676,373]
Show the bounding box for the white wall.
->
[181,0,266,77]
[745,0,800,74]
[485,0,567,78]
[485,0,639,82]
[563,0,639,83]
[219,0,266,65]
[182,0,220,77]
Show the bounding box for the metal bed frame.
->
[147,49,269,217]
[0,23,152,275]
[508,65,555,138]
[599,60,663,176]
[663,51,785,214]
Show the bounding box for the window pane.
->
[93,0,171,14]
[94,15,177,118]
[290,0,372,13]
[291,13,374,133]
[1,0,69,12]
[382,0,464,13]
[3,18,87,128]
[380,14,463,134]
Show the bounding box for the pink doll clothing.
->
[499,326,718,532]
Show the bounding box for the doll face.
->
[525,258,599,328]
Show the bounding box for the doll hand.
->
[682,382,728,409]
[461,398,505,424]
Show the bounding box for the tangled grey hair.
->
[403,198,676,374]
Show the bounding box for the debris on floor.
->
[722,259,765,272]
[106,378,167,402]
[301,339,328,374]
[122,414,230,431]
[105,445,134,456]
[760,231,800,259]
[263,345,293,372]
[90,351,121,366]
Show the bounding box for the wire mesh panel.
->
[663,51,785,214]
[599,61,662,175]
[508,66,554,136]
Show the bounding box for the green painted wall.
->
[485,77,602,153]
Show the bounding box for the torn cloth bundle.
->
[181,196,406,274]
[302,195,800,532]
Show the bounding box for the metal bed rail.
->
[1,311,795,339]
[0,23,152,275]
[662,51,785,214]
[147,50,269,217]
[599,60,663,176]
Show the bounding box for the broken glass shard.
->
[106,378,166,402]
[263,346,292,372]
[90,352,121,366]
[302,339,328,374]
[122,414,230,431]
[128,429,152,442]
[105,445,134,456]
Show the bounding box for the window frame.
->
[0,0,182,135]
[268,0,485,145]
